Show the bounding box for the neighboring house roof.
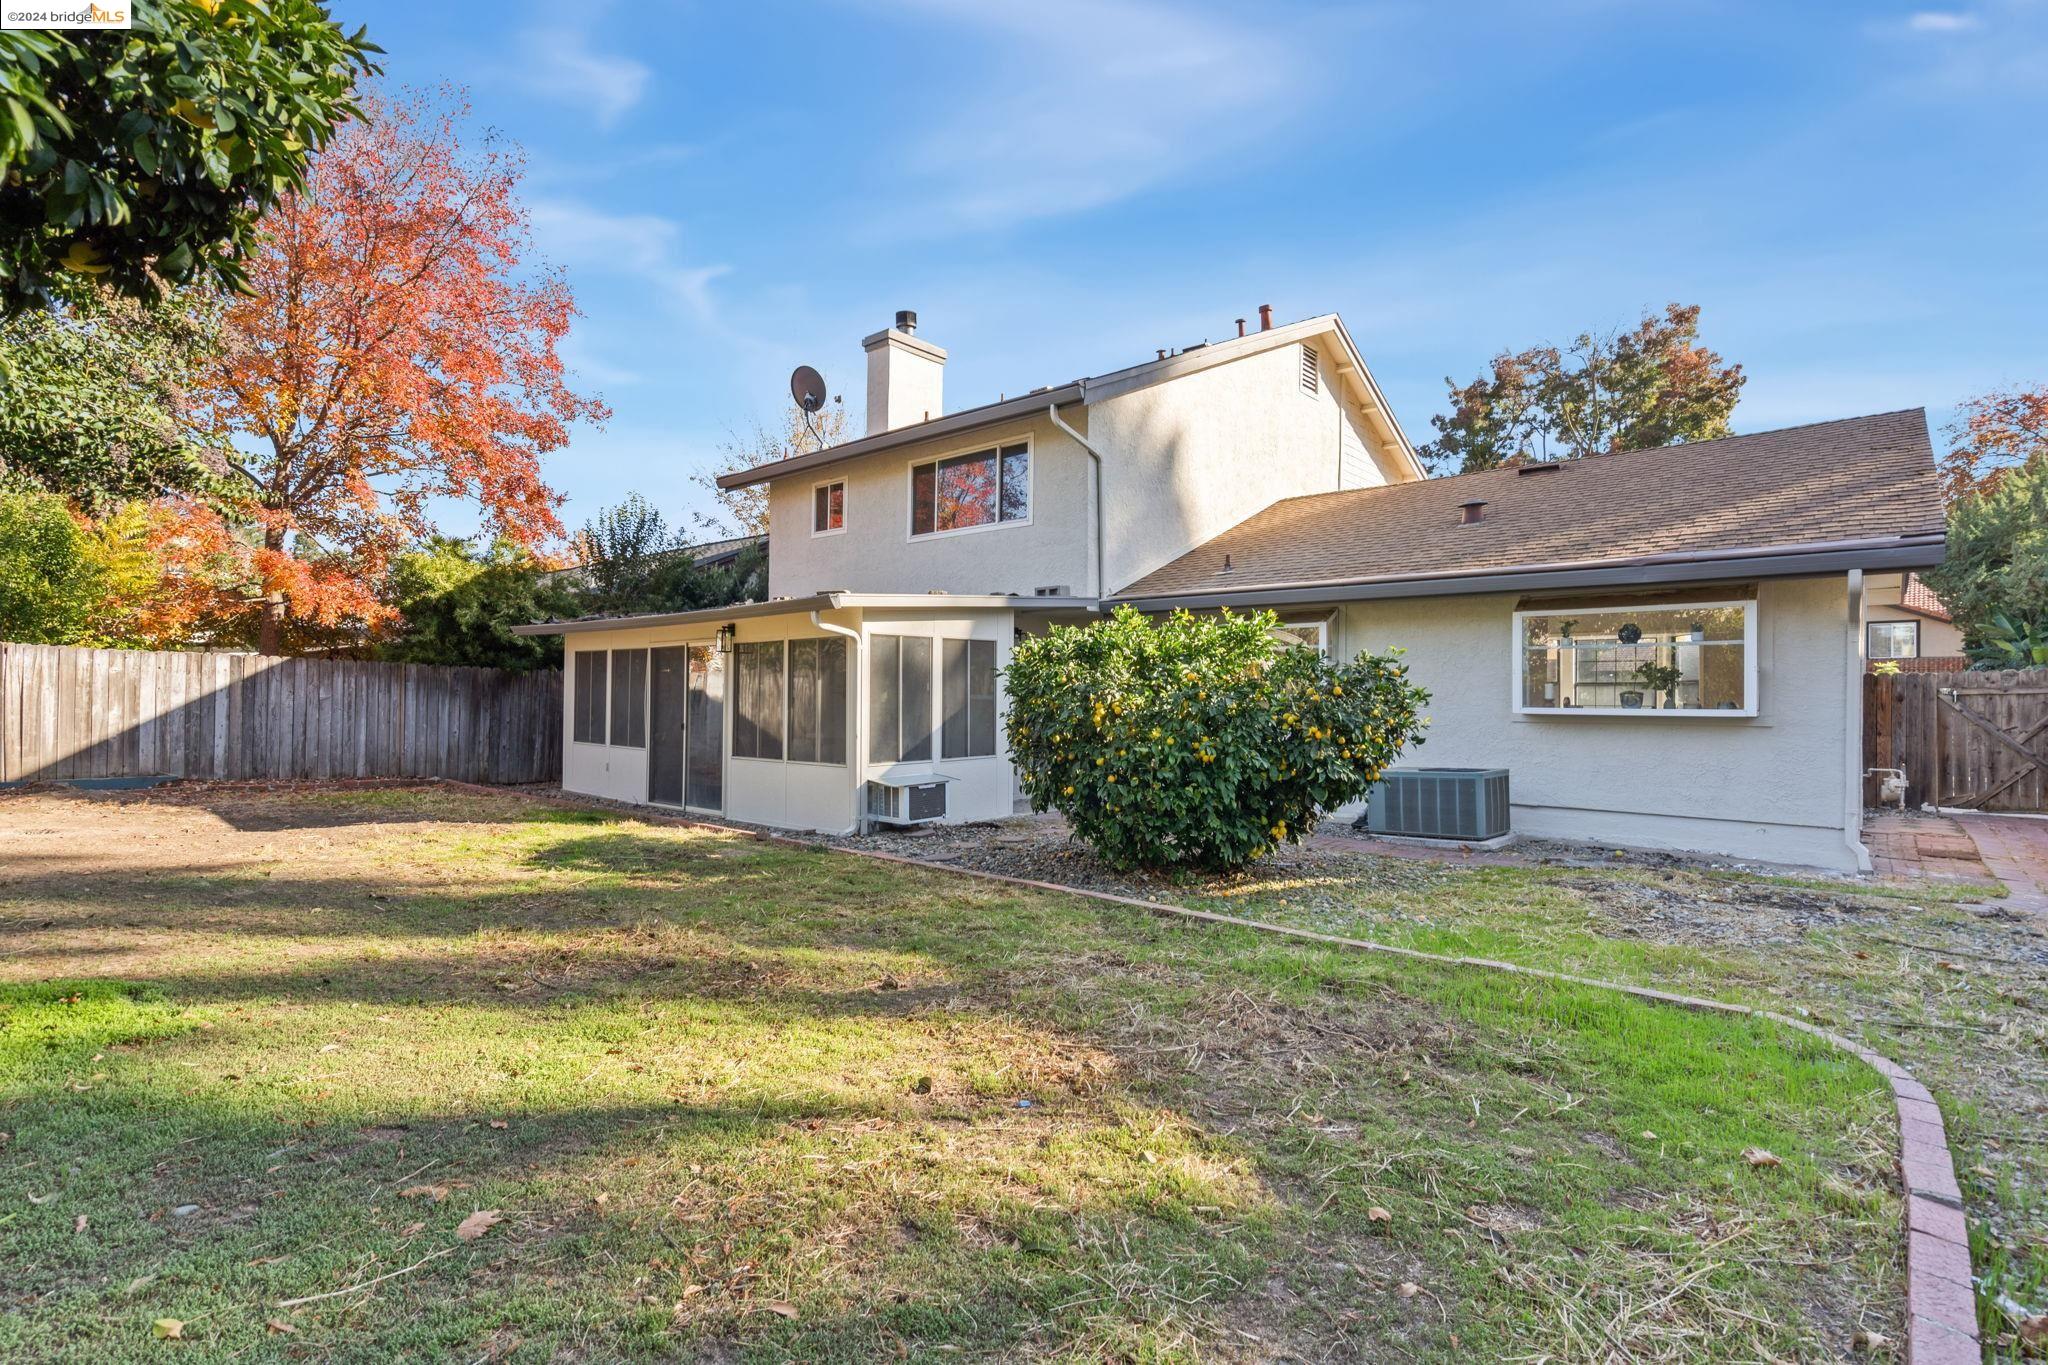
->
[715,314,1420,490]
[1898,573,1954,621]
[1111,409,1947,608]
[511,591,1099,637]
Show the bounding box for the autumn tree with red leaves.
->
[181,91,605,653]
[1939,385,2047,501]
[1419,303,1745,474]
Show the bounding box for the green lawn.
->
[1162,848,2047,1357]
[0,787,1904,1361]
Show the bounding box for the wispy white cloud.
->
[1906,10,1981,32]
[527,200,731,325]
[858,0,1335,234]
[505,26,651,127]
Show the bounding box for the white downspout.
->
[812,611,865,835]
[1047,404,1105,601]
[1843,570,1873,873]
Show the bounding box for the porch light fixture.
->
[715,623,737,654]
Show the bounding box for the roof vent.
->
[1516,461,1563,476]
[1299,344,1319,396]
[1459,500,1488,525]
[1221,553,1234,573]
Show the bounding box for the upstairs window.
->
[1869,621,1920,660]
[910,443,1029,536]
[813,480,845,536]
[1515,600,1756,715]
[572,649,608,744]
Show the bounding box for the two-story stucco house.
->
[516,309,1946,872]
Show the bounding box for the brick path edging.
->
[418,781,1980,1361]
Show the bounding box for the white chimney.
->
[862,309,945,435]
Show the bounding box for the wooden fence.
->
[1865,667,2048,812]
[0,643,561,786]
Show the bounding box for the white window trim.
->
[811,478,847,538]
[1511,598,1759,718]
[904,436,1034,542]
[1867,619,1920,660]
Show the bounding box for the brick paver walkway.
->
[1953,813,2048,918]
[1864,811,1997,884]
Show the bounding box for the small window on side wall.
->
[1868,621,1919,660]
[1270,620,1329,656]
[1515,600,1756,715]
[813,480,845,536]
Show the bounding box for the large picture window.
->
[909,442,1029,537]
[1868,621,1920,660]
[732,641,785,760]
[572,649,608,744]
[787,637,848,764]
[1515,600,1755,716]
[608,648,647,748]
[868,634,934,764]
[941,638,998,758]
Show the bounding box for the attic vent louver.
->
[1299,344,1320,397]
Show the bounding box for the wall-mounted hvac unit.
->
[865,776,952,826]
[1366,767,1511,842]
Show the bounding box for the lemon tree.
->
[1006,606,1430,871]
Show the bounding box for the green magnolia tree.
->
[0,288,225,507]
[383,538,578,672]
[1420,303,1746,474]
[1924,456,2048,669]
[1006,607,1430,871]
[0,0,380,312]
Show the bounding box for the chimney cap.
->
[895,309,917,333]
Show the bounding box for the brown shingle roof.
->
[1114,409,1944,600]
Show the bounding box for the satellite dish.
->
[790,365,828,414]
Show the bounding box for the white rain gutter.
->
[1843,569,1873,872]
[812,611,866,835]
[1047,404,1105,601]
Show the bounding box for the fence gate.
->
[1866,668,2048,812]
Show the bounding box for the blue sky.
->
[345,0,2048,538]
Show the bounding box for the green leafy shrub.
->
[1005,606,1430,871]
[1925,457,2048,669]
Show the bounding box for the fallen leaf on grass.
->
[1366,1207,1392,1225]
[399,1185,450,1203]
[2018,1314,2047,1348]
[26,1191,56,1205]
[73,1214,87,1233]
[488,1120,509,1130]
[762,1301,798,1319]
[152,1319,184,1340]
[455,1209,502,1240]
[1741,1147,1783,1168]
[1852,1329,1888,1352]
[1396,1282,1419,1299]
[265,1319,296,1335]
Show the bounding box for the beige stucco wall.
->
[1327,575,1862,870]
[558,605,1019,833]
[1864,573,1966,657]
[1088,341,1408,594]
[765,412,1094,600]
